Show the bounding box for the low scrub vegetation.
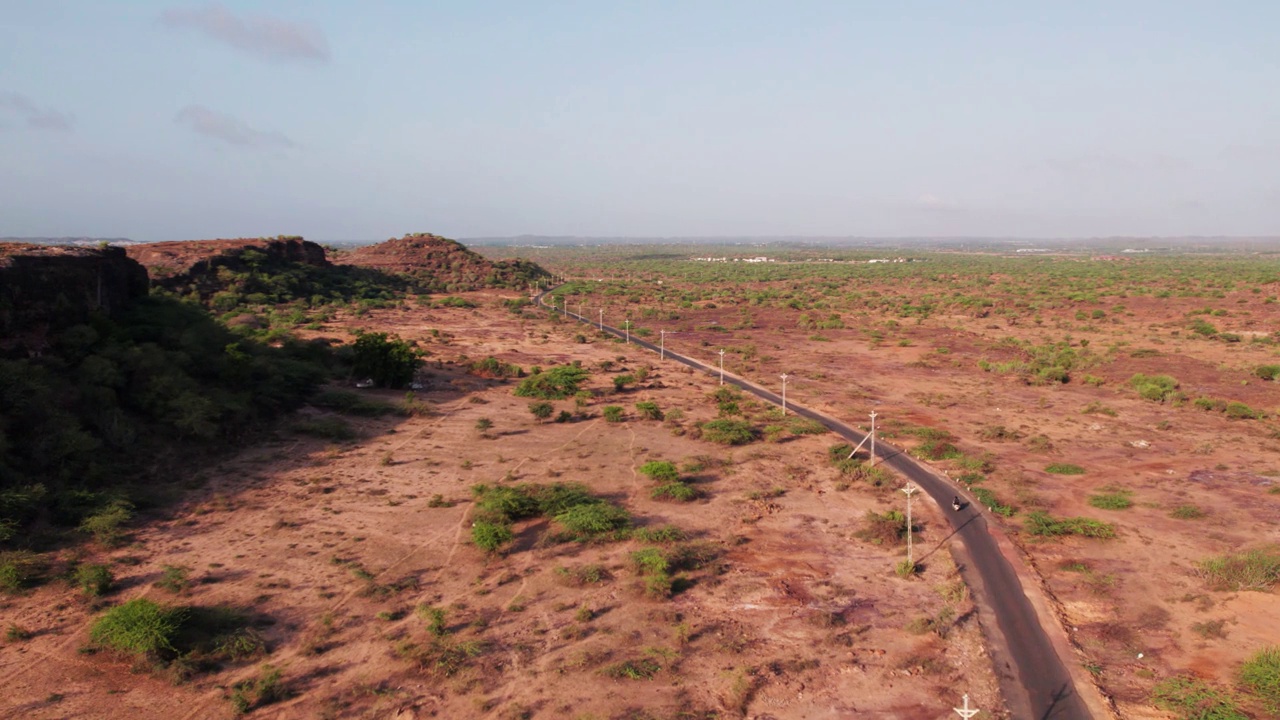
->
[1045,463,1086,475]
[1151,675,1246,720]
[469,482,631,552]
[513,365,589,400]
[1129,373,1182,403]
[972,488,1015,517]
[856,510,908,545]
[1088,490,1133,510]
[1240,645,1280,714]
[1198,546,1280,591]
[0,297,329,553]
[1023,512,1116,539]
[87,599,267,678]
[629,542,721,600]
[699,418,757,445]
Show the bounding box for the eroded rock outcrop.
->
[338,233,547,292]
[0,243,149,355]
[126,236,329,292]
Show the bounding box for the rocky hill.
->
[0,243,149,356]
[338,232,548,292]
[126,236,327,289]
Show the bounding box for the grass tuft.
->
[1198,546,1280,592]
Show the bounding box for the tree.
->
[352,332,421,389]
[528,401,554,422]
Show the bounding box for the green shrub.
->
[1088,491,1133,510]
[1130,373,1181,402]
[1189,318,1219,337]
[527,483,597,516]
[528,401,554,421]
[467,356,523,378]
[1080,401,1117,417]
[229,664,287,715]
[0,551,46,593]
[417,605,448,637]
[513,365,589,400]
[978,425,1021,441]
[1170,504,1207,520]
[856,510,907,545]
[1198,546,1280,591]
[472,485,540,522]
[351,332,422,389]
[1255,365,1280,381]
[1225,402,1262,420]
[911,441,961,461]
[1045,463,1086,475]
[631,525,686,543]
[1239,645,1280,713]
[435,296,476,308]
[89,598,184,659]
[700,419,756,445]
[1024,512,1116,539]
[75,563,114,597]
[554,564,610,586]
[602,405,625,422]
[555,503,630,539]
[788,417,828,435]
[638,461,679,483]
[602,657,661,680]
[79,500,134,547]
[1150,675,1246,720]
[630,548,670,576]
[471,522,513,553]
[634,401,663,420]
[650,482,699,502]
[155,565,191,594]
[972,488,1015,517]
[828,443,855,462]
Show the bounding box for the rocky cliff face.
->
[126,236,329,286]
[0,243,150,355]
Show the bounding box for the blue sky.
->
[2,1,1278,241]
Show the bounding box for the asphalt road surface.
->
[538,292,1092,720]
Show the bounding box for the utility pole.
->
[870,409,877,465]
[578,302,583,320]
[624,319,631,344]
[598,308,604,331]
[718,349,726,385]
[659,330,666,360]
[901,482,919,565]
[953,694,980,719]
[847,410,880,462]
[779,373,789,415]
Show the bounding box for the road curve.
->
[536,291,1092,719]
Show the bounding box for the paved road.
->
[537,293,1092,719]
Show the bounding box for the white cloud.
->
[160,3,330,63]
[0,91,73,131]
[175,105,296,149]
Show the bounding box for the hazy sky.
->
[2,1,1278,241]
